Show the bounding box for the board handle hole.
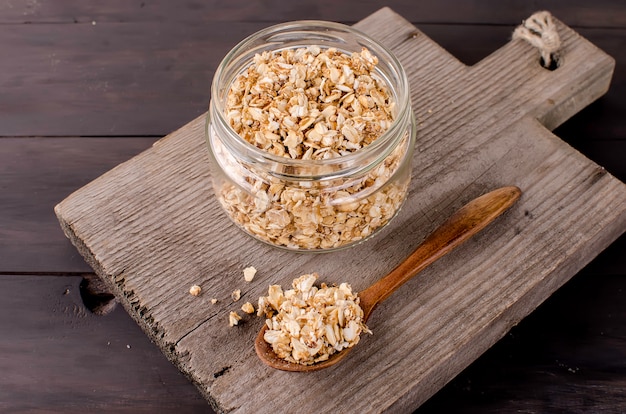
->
[540,53,561,71]
[80,275,117,315]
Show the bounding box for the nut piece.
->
[257,273,371,365]
[243,266,257,282]
[231,289,241,302]
[229,311,242,327]
[189,285,202,296]
[241,302,255,314]
[211,298,218,304]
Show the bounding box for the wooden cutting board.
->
[55,7,626,413]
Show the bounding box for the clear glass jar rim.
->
[210,20,412,178]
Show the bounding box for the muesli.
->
[215,46,408,250]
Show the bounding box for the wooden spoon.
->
[255,186,522,372]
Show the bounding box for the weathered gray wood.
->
[55,7,626,413]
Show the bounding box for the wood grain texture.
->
[2,0,625,27]
[0,137,623,275]
[0,137,157,273]
[0,275,211,414]
[2,14,625,143]
[54,8,626,413]
[418,271,626,413]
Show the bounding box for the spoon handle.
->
[358,186,521,317]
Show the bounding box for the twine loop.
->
[513,11,561,69]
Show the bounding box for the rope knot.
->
[513,11,561,69]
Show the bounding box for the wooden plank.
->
[0,137,156,274]
[1,0,625,27]
[54,8,626,413]
[419,271,626,413]
[1,136,623,276]
[0,21,265,137]
[1,271,623,413]
[0,274,212,414]
[1,21,625,139]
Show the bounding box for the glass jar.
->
[205,21,416,252]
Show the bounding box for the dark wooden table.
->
[2,1,625,413]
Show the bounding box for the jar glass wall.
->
[206,21,416,252]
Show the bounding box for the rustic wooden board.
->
[55,8,626,413]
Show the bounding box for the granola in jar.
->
[206,21,416,251]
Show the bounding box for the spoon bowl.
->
[255,186,522,371]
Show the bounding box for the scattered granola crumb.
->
[241,302,255,314]
[211,298,218,304]
[189,284,202,296]
[231,289,241,302]
[257,273,371,365]
[229,311,242,326]
[243,266,257,282]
